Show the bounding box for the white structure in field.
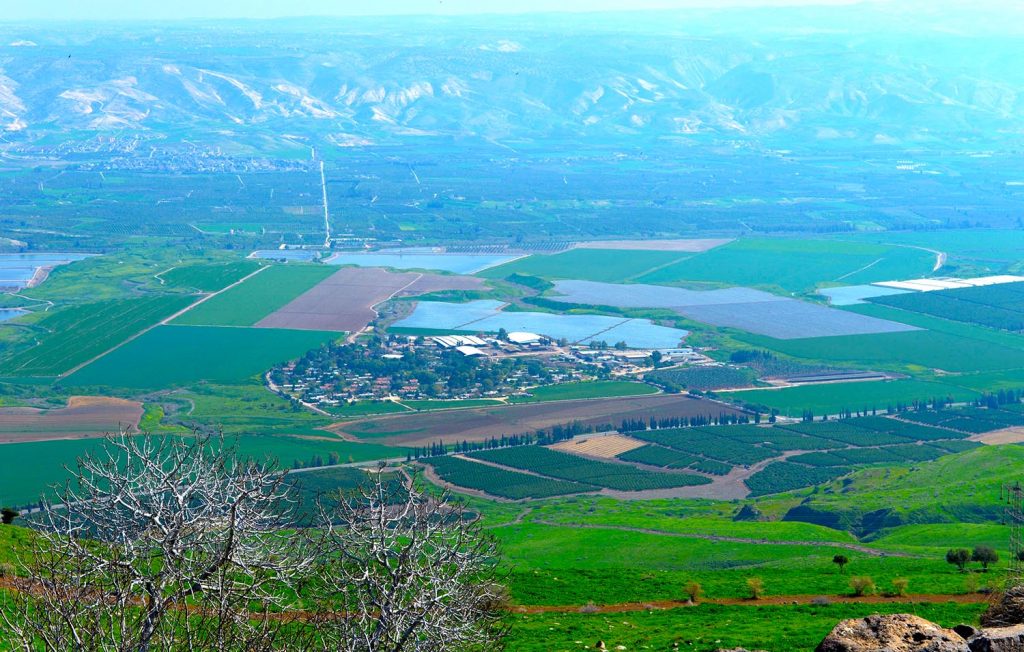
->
[455,345,486,357]
[431,335,487,348]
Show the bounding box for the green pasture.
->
[495,522,988,606]
[62,325,337,388]
[173,264,335,326]
[840,229,1024,267]
[506,603,985,652]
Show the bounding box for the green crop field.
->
[0,294,196,377]
[467,446,710,490]
[426,455,595,499]
[732,380,980,417]
[739,327,1024,375]
[617,444,697,468]
[159,260,263,292]
[634,238,936,293]
[173,264,336,326]
[479,248,691,283]
[508,380,659,403]
[63,325,338,388]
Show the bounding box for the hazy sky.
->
[3,0,883,22]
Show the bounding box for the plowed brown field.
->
[0,396,144,443]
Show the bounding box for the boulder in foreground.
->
[815,613,969,652]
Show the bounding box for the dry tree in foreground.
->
[1,432,314,652]
[0,434,509,652]
[311,468,508,652]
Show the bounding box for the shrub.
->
[964,574,980,594]
[685,581,702,603]
[849,576,876,597]
[578,601,599,614]
[747,577,765,600]
[0,507,17,525]
[891,578,909,597]
[0,561,14,578]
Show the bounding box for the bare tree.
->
[1,431,313,652]
[311,469,507,652]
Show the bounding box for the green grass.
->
[730,379,981,417]
[479,249,691,283]
[635,238,936,293]
[159,260,263,292]
[506,602,985,652]
[773,445,1024,535]
[173,264,335,326]
[495,522,983,605]
[508,381,659,403]
[0,295,196,377]
[63,325,338,388]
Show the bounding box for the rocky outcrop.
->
[967,624,1024,652]
[982,587,1024,628]
[815,614,969,652]
[813,614,1024,652]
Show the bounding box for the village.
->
[270,330,714,410]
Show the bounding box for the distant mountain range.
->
[1,4,1022,154]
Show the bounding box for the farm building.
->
[456,345,487,357]
[432,335,487,348]
[507,331,542,345]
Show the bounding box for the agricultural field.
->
[466,446,710,490]
[173,264,336,327]
[634,238,937,293]
[326,251,518,274]
[739,327,1024,375]
[546,279,918,339]
[617,443,698,468]
[63,325,338,388]
[330,394,745,446]
[255,266,484,333]
[479,248,693,283]
[0,395,143,443]
[869,281,1024,332]
[0,294,196,377]
[425,455,596,499]
[549,433,645,458]
[647,365,756,391]
[508,380,659,403]
[158,260,263,292]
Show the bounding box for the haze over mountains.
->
[1,3,1023,152]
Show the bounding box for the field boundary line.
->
[349,272,424,343]
[528,519,914,557]
[834,257,883,282]
[58,265,269,379]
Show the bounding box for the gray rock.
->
[968,624,1024,651]
[816,614,969,652]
